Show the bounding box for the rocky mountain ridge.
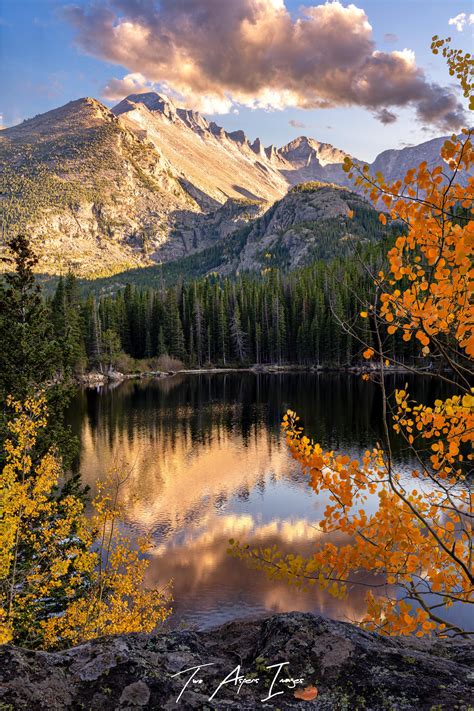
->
[0,92,454,277]
[233,182,385,274]
[111,92,353,205]
[66,181,393,290]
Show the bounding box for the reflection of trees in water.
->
[68,372,455,464]
[68,371,453,538]
[73,385,294,536]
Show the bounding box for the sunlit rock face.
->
[232,183,380,273]
[0,97,194,276]
[113,92,291,205]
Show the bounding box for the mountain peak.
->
[228,129,249,146]
[176,107,209,132]
[278,136,320,167]
[113,92,177,120]
[251,137,265,157]
[265,144,278,161]
[2,97,116,138]
[287,135,313,146]
[209,121,227,139]
[279,135,349,167]
[113,92,214,134]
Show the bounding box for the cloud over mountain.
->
[289,119,306,129]
[374,108,397,125]
[64,0,465,129]
[102,72,152,101]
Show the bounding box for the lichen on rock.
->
[1,612,473,710]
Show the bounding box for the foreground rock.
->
[1,613,472,710]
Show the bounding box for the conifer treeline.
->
[48,251,418,371]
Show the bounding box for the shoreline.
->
[76,363,416,388]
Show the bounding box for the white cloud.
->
[63,0,466,129]
[448,12,474,32]
[289,119,306,129]
[101,73,154,101]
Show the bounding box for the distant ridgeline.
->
[43,244,422,371]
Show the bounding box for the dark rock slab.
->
[1,612,473,710]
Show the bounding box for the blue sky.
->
[0,0,472,161]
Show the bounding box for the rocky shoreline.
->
[1,612,472,710]
[76,363,413,388]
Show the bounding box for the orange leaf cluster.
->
[277,406,472,637]
[231,38,473,638]
[345,132,474,358]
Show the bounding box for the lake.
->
[67,372,467,630]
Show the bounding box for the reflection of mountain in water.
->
[78,394,296,533]
[68,372,458,628]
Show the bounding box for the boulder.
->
[1,612,472,710]
[76,371,106,387]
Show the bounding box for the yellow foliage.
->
[0,397,171,649]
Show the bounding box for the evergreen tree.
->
[51,272,86,374]
[156,326,167,358]
[230,304,246,362]
[83,295,102,369]
[0,236,80,474]
[165,289,185,360]
[0,236,58,401]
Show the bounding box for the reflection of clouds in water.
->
[77,387,385,627]
[144,512,376,628]
[150,514,328,556]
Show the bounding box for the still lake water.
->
[67,372,467,630]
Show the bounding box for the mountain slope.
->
[233,182,386,273]
[0,91,452,277]
[0,93,353,276]
[370,135,458,182]
[278,136,354,187]
[112,93,290,204]
[112,93,355,204]
[0,98,200,275]
[69,182,391,290]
